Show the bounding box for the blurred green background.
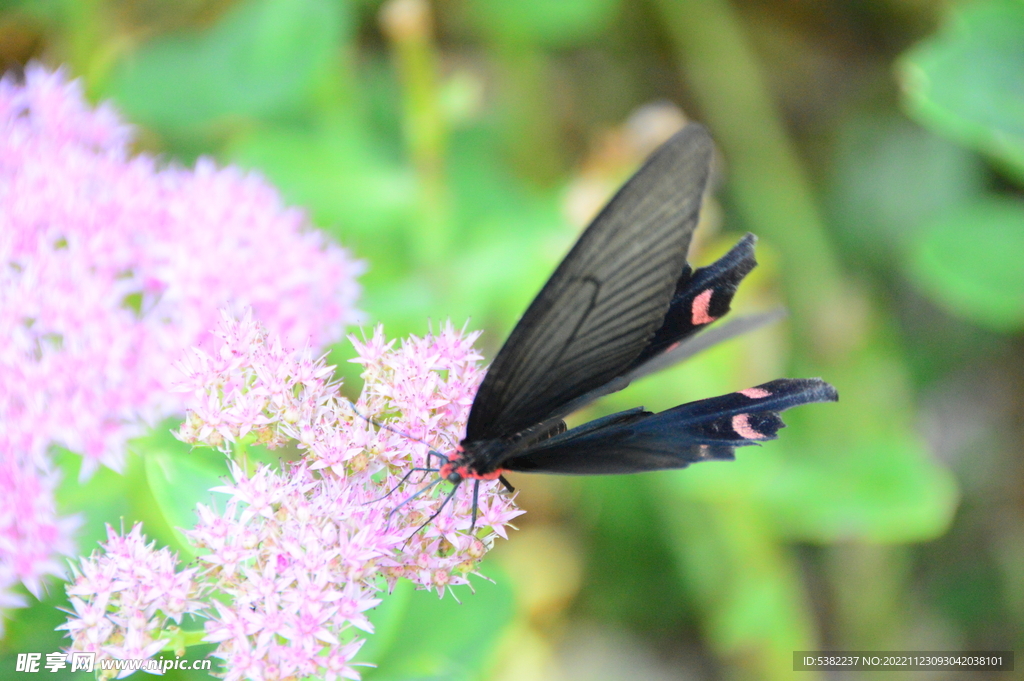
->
[1,0,1022,679]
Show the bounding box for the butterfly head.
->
[439,461,465,485]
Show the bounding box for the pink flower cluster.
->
[58,524,205,679]
[0,66,361,620]
[191,465,382,681]
[63,315,523,680]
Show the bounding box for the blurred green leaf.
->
[908,197,1024,331]
[828,114,986,265]
[669,437,957,545]
[140,429,227,558]
[765,345,958,543]
[55,424,232,559]
[55,446,133,553]
[763,438,958,543]
[229,121,416,241]
[107,0,349,135]
[362,564,515,681]
[437,127,578,340]
[360,578,414,666]
[656,493,820,681]
[899,0,1024,182]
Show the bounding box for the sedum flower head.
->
[1,66,361,623]
[58,524,205,680]
[171,314,520,679]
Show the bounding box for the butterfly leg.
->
[498,475,515,493]
[424,450,447,469]
[386,477,444,526]
[470,479,481,530]
[367,464,442,504]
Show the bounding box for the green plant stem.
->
[160,627,208,656]
[233,439,254,478]
[828,543,909,649]
[652,0,848,356]
[494,46,566,185]
[381,0,451,266]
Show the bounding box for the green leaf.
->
[360,579,415,666]
[139,430,228,558]
[908,197,1024,331]
[107,0,349,134]
[655,493,820,681]
[828,114,986,264]
[898,0,1024,182]
[54,447,134,553]
[362,564,515,681]
[228,122,415,241]
[761,438,958,544]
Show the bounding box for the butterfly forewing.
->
[465,124,714,441]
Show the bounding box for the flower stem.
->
[380,0,452,266]
[160,627,207,656]
[653,0,856,358]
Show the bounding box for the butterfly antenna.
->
[404,482,462,546]
[347,401,446,455]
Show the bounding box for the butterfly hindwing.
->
[465,124,714,442]
[500,378,838,475]
[630,233,757,369]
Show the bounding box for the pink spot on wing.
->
[732,413,765,439]
[739,387,771,399]
[691,289,716,325]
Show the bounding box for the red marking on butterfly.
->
[691,289,716,325]
[739,387,772,399]
[731,413,766,439]
[439,460,503,482]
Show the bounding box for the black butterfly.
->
[395,123,837,527]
